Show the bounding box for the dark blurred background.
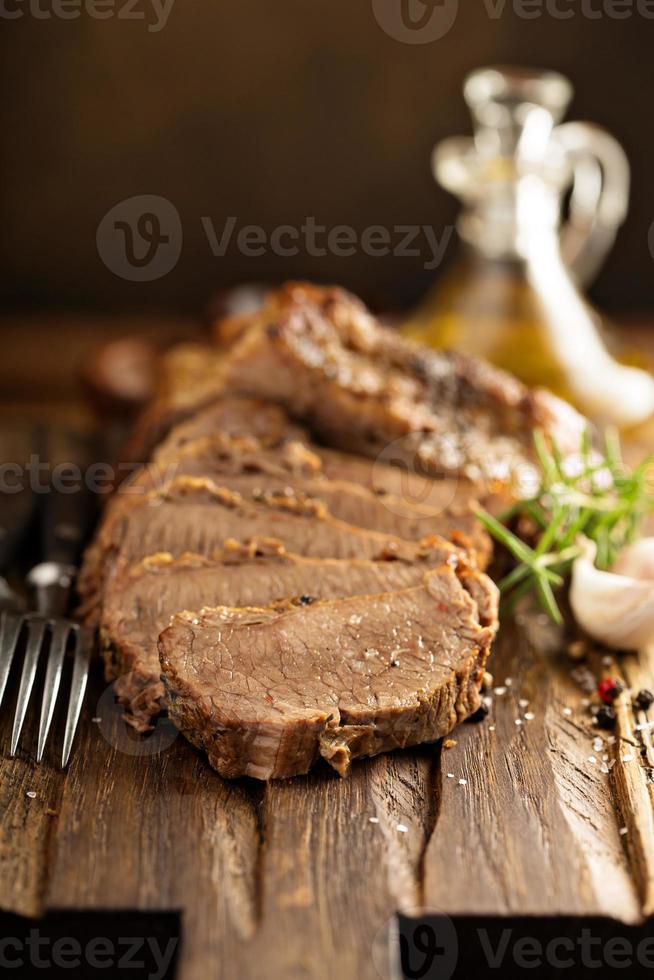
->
[0,0,652,318]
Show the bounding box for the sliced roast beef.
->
[221,281,585,481]
[149,400,501,520]
[122,389,299,470]
[159,562,499,780]
[79,430,493,622]
[106,434,491,564]
[102,543,458,731]
[79,476,465,620]
[151,398,306,464]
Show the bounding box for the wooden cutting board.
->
[1,320,654,979]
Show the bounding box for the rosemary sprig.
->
[476,428,654,624]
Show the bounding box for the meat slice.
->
[149,399,498,519]
[79,476,463,620]
[222,281,585,481]
[108,434,491,564]
[122,390,299,470]
[151,397,307,464]
[159,563,499,780]
[102,543,454,731]
[79,430,493,623]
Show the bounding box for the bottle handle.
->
[553,121,630,288]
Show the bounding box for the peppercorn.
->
[598,678,624,704]
[595,705,616,730]
[467,702,489,723]
[635,689,654,712]
[299,595,315,606]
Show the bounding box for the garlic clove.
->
[570,537,654,651]
[612,538,654,582]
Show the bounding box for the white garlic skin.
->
[612,538,654,582]
[570,537,654,651]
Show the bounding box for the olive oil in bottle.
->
[404,67,654,428]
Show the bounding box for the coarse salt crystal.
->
[622,754,634,763]
[488,725,496,732]
[92,717,102,724]
[593,738,604,752]
[515,719,523,726]
[563,707,572,716]
[447,773,455,778]
[519,699,529,709]
[458,778,467,786]
[524,712,535,721]
[619,827,628,836]
[26,791,36,799]
[494,687,507,697]
[588,756,597,764]
[369,817,380,824]
[396,823,408,834]
[505,678,513,687]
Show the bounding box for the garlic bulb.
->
[570,537,654,651]
[612,539,654,582]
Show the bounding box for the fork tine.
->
[36,621,70,763]
[10,617,48,757]
[61,628,91,768]
[0,611,24,710]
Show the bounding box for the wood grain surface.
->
[1,321,654,980]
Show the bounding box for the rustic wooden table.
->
[1,317,654,979]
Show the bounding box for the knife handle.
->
[0,491,37,573]
[0,422,38,574]
[37,427,97,567]
[26,427,99,615]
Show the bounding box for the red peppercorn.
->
[598,677,623,704]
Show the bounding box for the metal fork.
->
[0,427,96,767]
